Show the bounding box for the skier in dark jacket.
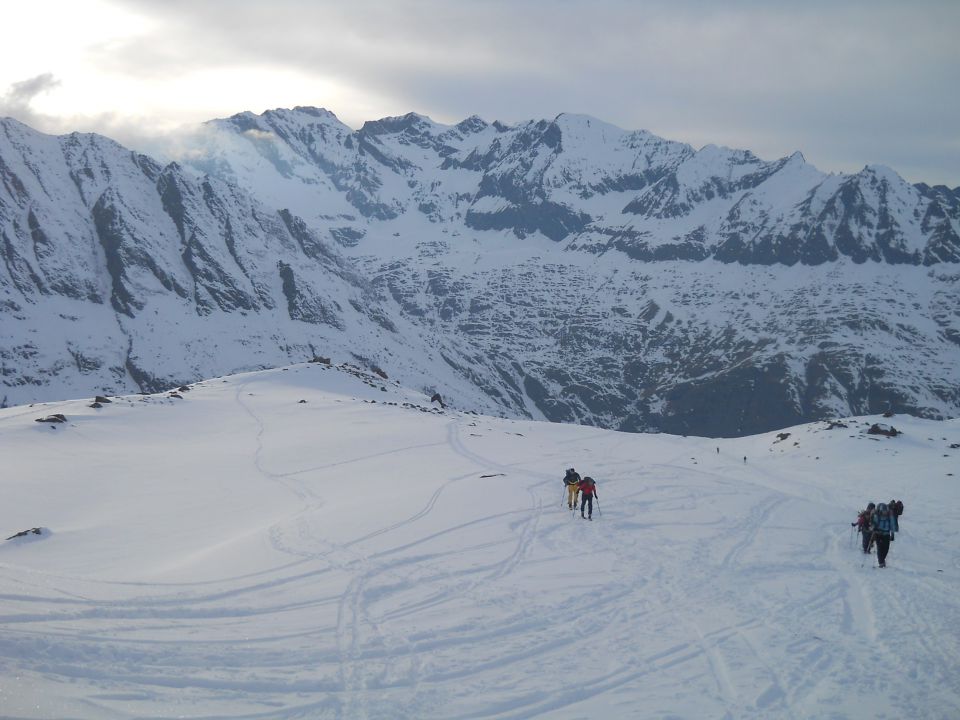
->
[871,503,897,568]
[578,476,598,520]
[563,468,582,509]
[853,503,876,553]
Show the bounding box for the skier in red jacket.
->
[578,476,598,520]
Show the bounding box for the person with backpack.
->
[888,499,904,531]
[563,468,582,510]
[578,476,598,520]
[871,503,897,568]
[852,503,875,554]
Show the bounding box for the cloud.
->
[0,73,195,165]
[89,0,959,184]
[242,128,278,141]
[0,73,62,126]
[2,73,61,108]
[5,1,959,185]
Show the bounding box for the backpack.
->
[894,500,904,516]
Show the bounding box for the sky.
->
[1,0,957,186]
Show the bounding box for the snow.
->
[1,363,958,719]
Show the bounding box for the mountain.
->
[2,110,959,435]
[0,117,496,414]
[2,362,958,718]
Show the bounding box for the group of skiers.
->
[562,468,599,520]
[560,467,907,567]
[853,499,904,567]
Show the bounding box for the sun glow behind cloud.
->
[0,0,368,138]
[2,1,153,117]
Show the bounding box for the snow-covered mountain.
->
[2,110,959,435]
[2,363,958,718]
[0,117,498,415]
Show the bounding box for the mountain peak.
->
[360,112,439,136]
[455,115,489,134]
[290,106,342,121]
[860,163,904,184]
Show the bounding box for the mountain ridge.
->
[1,110,958,435]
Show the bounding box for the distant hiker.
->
[853,503,876,553]
[743,456,747,463]
[871,503,897,567]
[563,468,582,510]
[579,476,598,520]
[716,447,719,454]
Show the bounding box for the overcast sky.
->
[1,0,957,186]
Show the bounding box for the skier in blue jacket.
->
[871,503,897,568]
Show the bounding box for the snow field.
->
[0,363,958,719]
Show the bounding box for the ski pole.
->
[595,497,601,517]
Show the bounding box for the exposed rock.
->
[867,423,901,437]
[94,395,112,403]
[6,527,43,540]
[35,414,67,423]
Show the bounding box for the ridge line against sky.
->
[1,0,957,187]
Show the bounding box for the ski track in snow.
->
[0,368,958,719]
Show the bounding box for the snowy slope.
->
[1,364,958,719]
